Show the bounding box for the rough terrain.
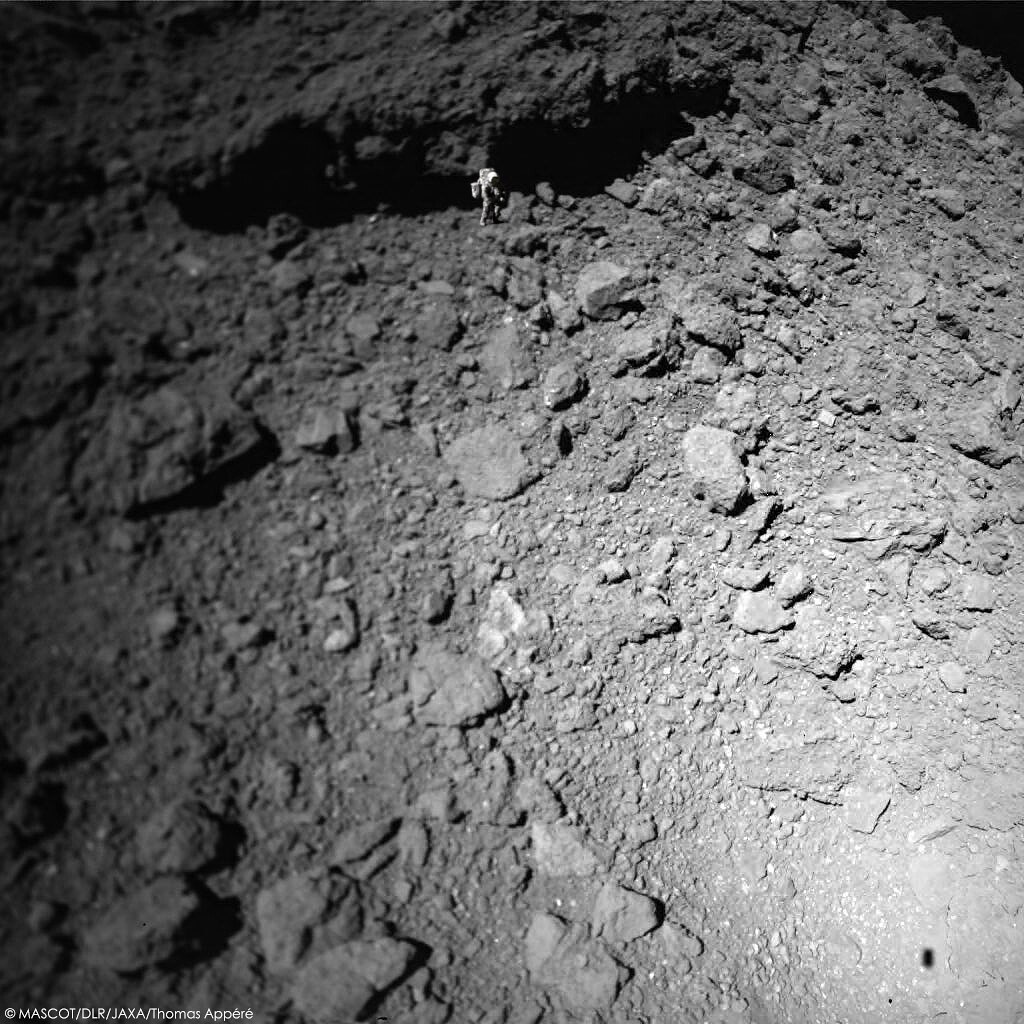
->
[2,3,1024,1023]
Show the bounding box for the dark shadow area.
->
[126,423,280,519]
[491,81,730,198]
[892,2,1024,87]
[921,947,935,968]
[173,121,347,232]
[162,892,243,972]
[923,80,979,129]
[173,78,732,232]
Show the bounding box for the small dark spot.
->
[921,947,934,968]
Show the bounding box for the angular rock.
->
[604,451,639,493]
[478,323,535,391]
[592,882,660,943]
[82,877,208,974]
[408,644,506,727]
[961,575,995,611]
[690,346,724,383]
[733,591,793,634]
[937,662,967,693]
[925,188,966,220]
[788,227,828,262]
[744,223,779,256]
[331,818,400,864]
[681,425,748,514]
[136,800,228,876]
[576,261,632,320]
[295,406,356,455]
[647,536,676,571]
[963,625,995,665]
[670,299,742,354]
[776,565,813,606]
[555,696,597,733]
[541,362,586,410]
[315,595,360,653]
[911,607,952,640]
[597,558,629,584]
[523,913,621,1012]
[636,177,676,213]
[444,426,534,500]
[658,922,704,960]
[475,585,551,664]
[606,591,679,645]
[79,386,269,514]
[291,938,417,1024]
[515,777,563,823]
[994,105,1024,147]
[412,299,462,350]
[531,821,600,876]
[605,180,637,205]
[947,406,1015,467]
[614,318,672,371]
[722,565,769,590]
[256,872,329,975]
[842,787,891,834]
[732,149,794,194]
[268,259,310,295]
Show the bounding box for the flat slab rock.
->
[409,644,506,727]
[592,881,660,943]
[444,425,535,500]
[291,938,418,1024]
[732,591,794,634]
[681,425,748,514]
[842,786,892,834]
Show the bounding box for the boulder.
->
[409,644,506,727]
[576,261,632,320]
[445,425,534,500]
[681,426,748,513]
[291,939,417,1024]
[732,592,794,634]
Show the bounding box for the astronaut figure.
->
[471,167,508,226]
